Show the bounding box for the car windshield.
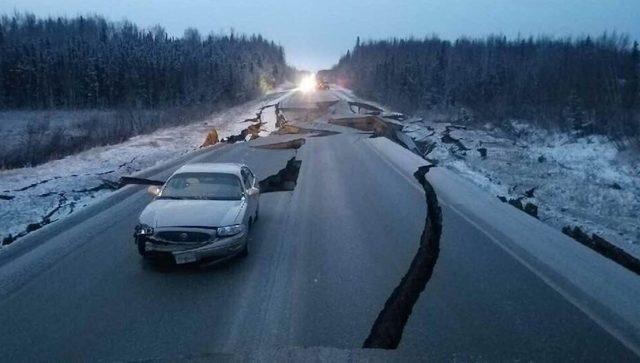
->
[160,172,243,200]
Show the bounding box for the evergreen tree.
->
[0,13,292,109]
[332,33,639,139]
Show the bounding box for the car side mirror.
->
[147,185,161,197]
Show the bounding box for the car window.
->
[161,172,243,200]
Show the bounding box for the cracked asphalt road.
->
[0,90,637,361]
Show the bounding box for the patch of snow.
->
[340,88,640,259]
[258,105,279,137]
[0,88,293,246]
[409,120,640,258]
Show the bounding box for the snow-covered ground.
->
[337,87,640,259]
[3,84,637,260]
[403,118,640,259]
[0,88,292,246]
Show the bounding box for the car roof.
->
[171,163,245,177]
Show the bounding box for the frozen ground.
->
[403,117,640,259]
[0,88,292,246]
[338,87,640,259]
[3,85,638,260]
[0,110,117,150]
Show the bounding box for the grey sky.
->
[2,0,639,71]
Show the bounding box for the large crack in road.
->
[265,95,450,350]
[363,164,442,349]
[268,97,446,349]
[1,158,140,245]
[258,157,302,193]
[2,192,73,245]
[356,98,639,350]
[250,134,306,194]
[222,103,279,143]
[252,138,306,150]
[330,99,447,350]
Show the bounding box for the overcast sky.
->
[2,0,639,71]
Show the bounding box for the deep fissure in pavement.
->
[2,193,72,245]
[224,122,264,143]
[252,138,306,150]
[258,157,302,193]
[224,103,278,143]
[119,176,165,187]
[363,164,442,349]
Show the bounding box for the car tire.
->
[239,241,249,258]
[136,238,147,257]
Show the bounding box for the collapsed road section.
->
[252,138,306,150]
[258,157,302,194]
[251,135,306,193]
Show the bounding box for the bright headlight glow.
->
[135,224,154,236]
[298,73,316,93]
[217,224,245,237]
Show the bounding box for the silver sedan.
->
[134,163,260,264]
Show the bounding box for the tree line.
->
[0,13,290,109]
[331,35,639,141]
[0,13,293,169]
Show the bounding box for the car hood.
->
[139,199,245,228]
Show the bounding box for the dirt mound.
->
[246,122,263,138]
[224,122,263,143]
[201,129,219,147]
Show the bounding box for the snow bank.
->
[0,88,293,246]
[408,120,640,258]
[342,88,640,259]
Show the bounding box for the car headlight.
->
[135,224,154,236]
[217,224,245,237]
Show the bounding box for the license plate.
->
[174,253,197,264]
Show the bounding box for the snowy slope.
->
[0,88,293,246]
[340,88,640,259]
[407,121,640,259]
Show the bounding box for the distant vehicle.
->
[134,163,260,264]
[315,71,331,90]
[316,80,330,90]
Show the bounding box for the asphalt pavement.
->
[0,90,637,361]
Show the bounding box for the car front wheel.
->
[239,240,249,258]
[136,238,147,257]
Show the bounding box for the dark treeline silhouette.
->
[0,13,292,169]
[0,13,289,109]
[332,35,640,142]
